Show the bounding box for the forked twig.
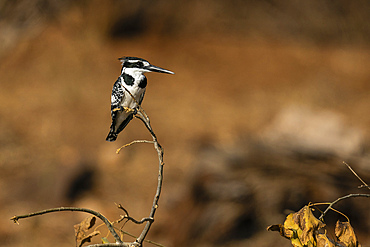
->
[318,193,370,220]
[11,83,166,247]
[311,202,350,222]
[116,203,154,225]
[113,84,165,246]
[132,110,164,245]
[318,162,370,221]
[317,163,370,221]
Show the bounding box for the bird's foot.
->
[123,107,136,114]
[112,107,123,112]
[112,106,136,114]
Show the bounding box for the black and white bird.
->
[106,57,174,142]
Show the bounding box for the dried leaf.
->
[293,206,326,246]
[283,213,301,237]
[268,205,361,247]
[269,206,326,247]
[290,237,304,247]
[283,213,303,247]
[79,230,100,247]
[74,216,98,245]
[335,221,358,247]
[267,224,284,234]
[316,233,336,247]
[267,224,299,241]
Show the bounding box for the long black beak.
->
[145,64,174,74]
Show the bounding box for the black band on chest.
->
[138,76,147,88]
[122,74,134,86]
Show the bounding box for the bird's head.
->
[119,57,174,75]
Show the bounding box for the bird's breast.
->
[120,83,145,108]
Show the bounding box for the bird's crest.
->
[118,57,147,65]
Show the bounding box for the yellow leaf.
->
[283,213,302,240]
[293,206,326,246]
[272,212,303,246]
[268,205,361,247]
[335,221,358,247]
[267,224,283,233]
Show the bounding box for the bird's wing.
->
[110,77,125,112]
[108,77,125,134]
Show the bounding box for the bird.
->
[106,56,174,142]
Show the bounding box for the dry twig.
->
[115,203,154,225]
[318,193,370,220]
[318,162,370,220]
[11,207,123,244]
[132,110,164,245]
[116,84,165,245]
[343,161,370,190]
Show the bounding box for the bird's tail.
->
[106,131,117,142]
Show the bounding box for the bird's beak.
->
[145,64,175,74]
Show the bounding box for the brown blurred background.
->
[0,0,369,246]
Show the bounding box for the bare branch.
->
[115,84,166,246]
[11,207,123,244]
[133,110,164,245]
[116,204,154,225]
[116,203,130,215]
[124,216,154,225]
[116,140,154,154]
[319,193,370,220]
[343,161,370,190]
[318,163,370,220]
[113,228,166,247]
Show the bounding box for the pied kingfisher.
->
[106,57,174,142]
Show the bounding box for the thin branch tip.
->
[10,216,19,224]
[343,161,370,190]
[116,140,155,154]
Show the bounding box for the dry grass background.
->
[0,1,369,246]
